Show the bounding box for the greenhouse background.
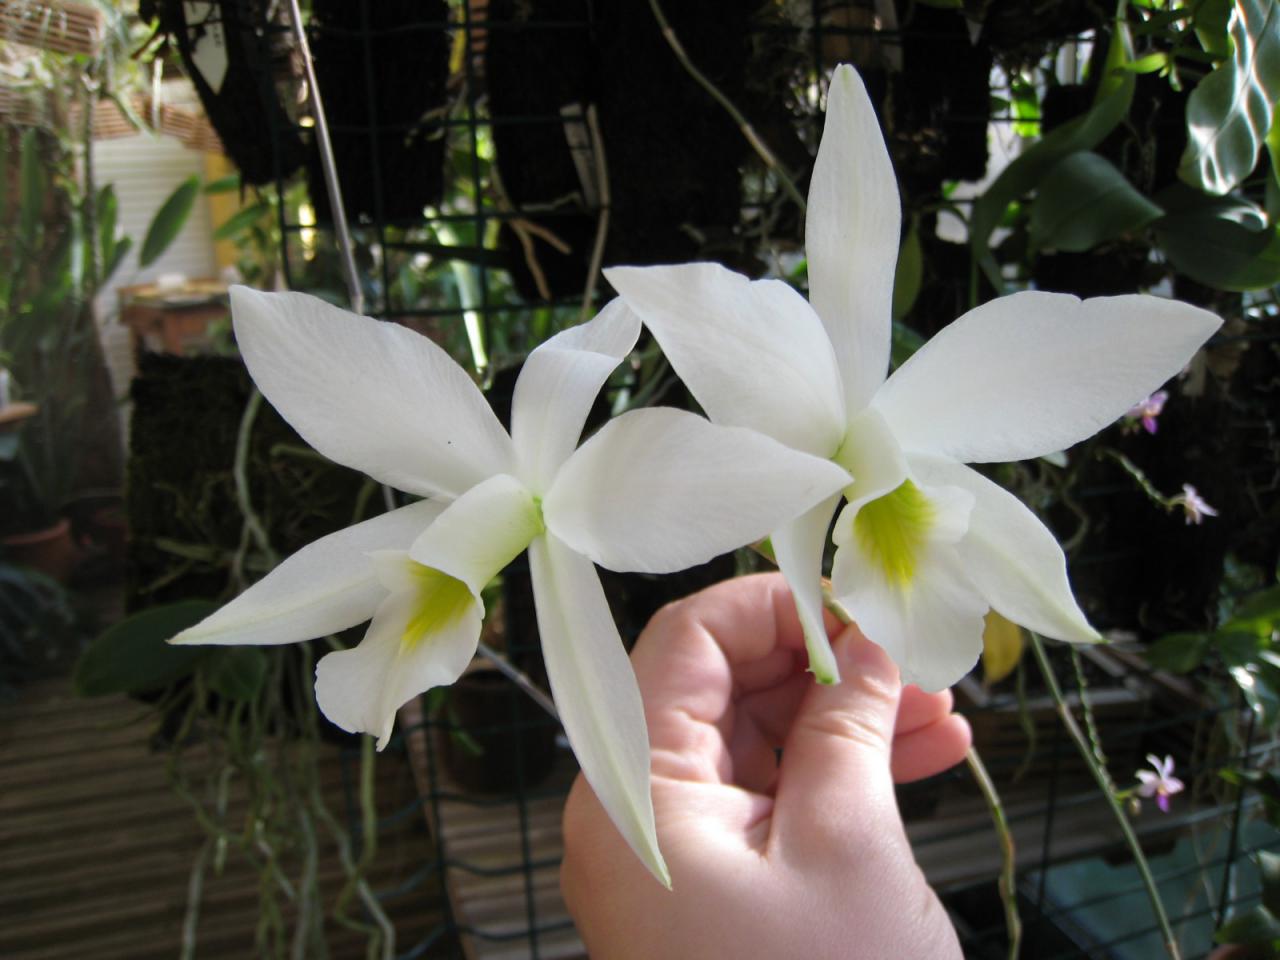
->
[2,0,1279,958]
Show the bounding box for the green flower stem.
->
[1099,447,1182,516]
[646,0,807,212]
[817,577,1022,959]
[965,747,1023,960]
[1029,632,1182,960]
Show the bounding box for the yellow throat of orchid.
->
[401,565,474,651]
[853,479,935,587]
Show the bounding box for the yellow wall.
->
[203,152,242,270]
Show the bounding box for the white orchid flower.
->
[172,286,850,886]
[606,64,1222,692]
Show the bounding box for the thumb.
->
[773,625,904,848]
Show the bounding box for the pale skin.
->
[561,573,970,959]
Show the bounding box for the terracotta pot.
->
[3,517,80,582]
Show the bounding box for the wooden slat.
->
[0,676,453,959]
[0,0,104,56]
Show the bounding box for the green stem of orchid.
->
[233,388,279,571]
[815,573,1022,959]
[965,747,1022,960]
[646,0,807,213]
[1029,632,1182,960]
[1098,447,1181,516]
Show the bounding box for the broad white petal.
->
[771,495,843,683]
[315,584,481,750]
[408,474,541,595]
[605,263,847,457]
[834,406,908,511]
[874,291,1222,463]
[173,499,445,647]
[832,543,986,692]
[230,286,514,498]
[528,533,669,886]
[512,299,640,492]
[544,408,851,574]
[806,64,901,414]
[909,454,1100,643]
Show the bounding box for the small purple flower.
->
[1125,390,1168,435]
[1175,484,1218,525]
[1136,754,1184,812]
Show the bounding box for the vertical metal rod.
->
[283,0,364,315]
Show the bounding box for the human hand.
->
[561,573,970,959]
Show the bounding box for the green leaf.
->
[1232,583,1280,625]
[891,220,923,320]
[18,129,44,252]
[890,320,925,369]
[139,176,199,268]
[1259,850,1280,917]
[97,184,119,268]
[203,173,242,194]
[1156,209,1280,289]
[212,201,269,242]
[1215,904,1280,945]
[1196,0,1235,59]
[1029,151,1164,252]
[104,236,133,281]
[1146,631,1211,673]
[73,600,216,696]
[205,647,268,701]
[1180,0,1280,194]
[970,28,1136,290]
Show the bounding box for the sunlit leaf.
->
[213,201,269,242]
[1180,0,1280,194]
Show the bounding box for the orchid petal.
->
[806,63,901,414]
[315,565,481,750]
[544,408,851,574]
[832,543,987,692]
[908,454,1100,644]
[172,499,445,647]
[771,494,844,683]
[874,291,1222,463]
[230,286,514,498]
[408,473,542,595]
[834,406,909,511]
[512,299,641,492]
[604,263,847,457]
[528,532,669,886]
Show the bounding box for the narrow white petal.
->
[874,291,1222,463]
[832,543,986,692]
[230,286,514,497]
[544,408,851,574]
[806,64,901,414]
[408,474,541,595]
[173,499,445,647]
[528,533,668,886]
[605,263,847,457]
[770,495,844,683]
[512,299,640,492]
[834,405,908,511]
[908,454,1100,643]
[315,587,481,750]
